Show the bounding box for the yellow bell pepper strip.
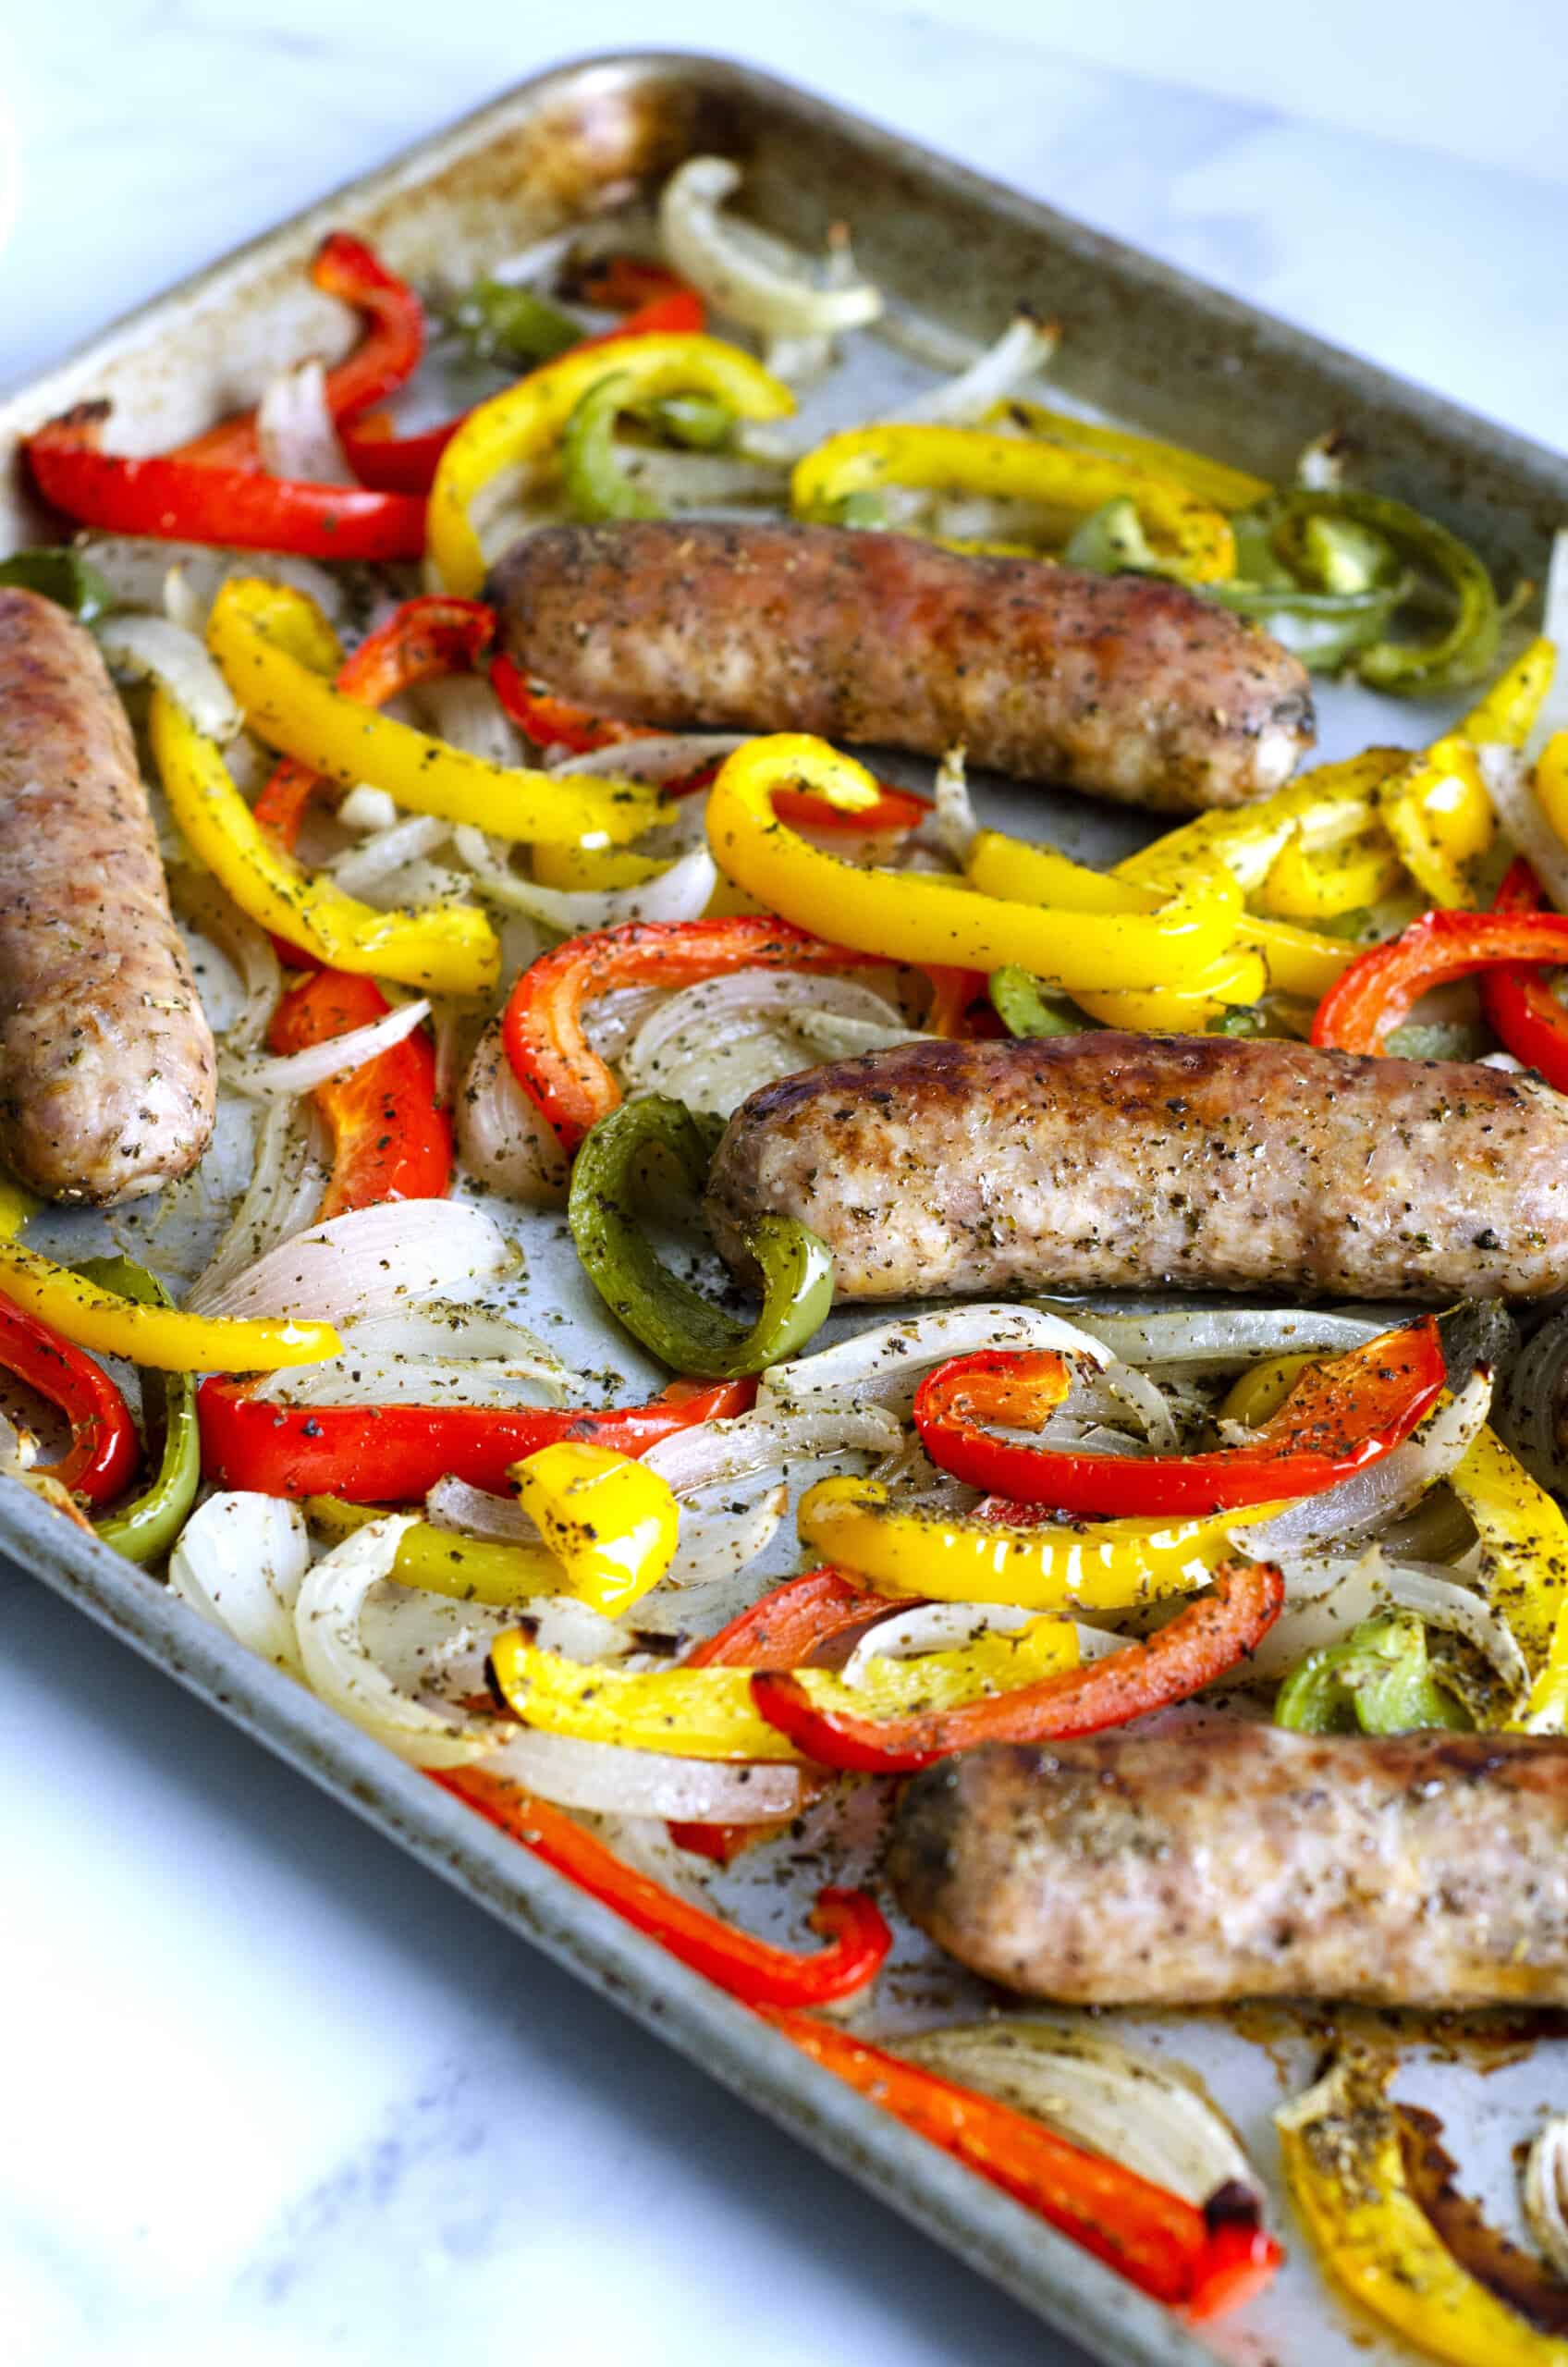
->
[207,578,657,848]
[1532,733,1568,851]
[1446,1427,1568,1686]
[1462,636,1555,749]
[707,737,1243,990]
[488,1612,1081,1761]
[304,1495,561,1604]
[511,1441,679,1619]
[428,332,795,595]
[1378,734,1496,909]
[1072,950,1270,1033]
[1276,2051,1568,2367]
[150,686,498,997]
[0,1171,35,1240]
[795,1474,1279,1613]
[984,399,1271,513]
[1260,821,1405,920]
[791,423,1237,585]
[0,1240,337,1373]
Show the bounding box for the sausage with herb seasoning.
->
[489,519,1315,813]
[704,1032,1568,1303]
[889,1726,1568,2006]
[0,586,215,1202]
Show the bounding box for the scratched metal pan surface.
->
[3,52,1567,2367]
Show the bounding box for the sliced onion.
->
[761,1306,1109,1420]
[875,307,993,374]
[545,732,751,782]
[332,816,451,895]
[454,1016,569,1205]
[668,1488,789,1590]
[452,826,717,931]
[659,156,882,340]
[190,1198,515,1323]
[426,1475,533,1541]
[337,784,400,834]
[1496,1310,1568,1491]
[167,865,283,1052]
[619,971,916,1115]
[1060,1304,1393,1371]
[257,358,355,484]
[255,1343,582,1412]
[896,312,1060,426]
[189,1099,328,1305]
[900,2022,1260,2214]
[640,1404,901,1498]
[220,996,430,1098]
[528,1595,632,1664]
[1525,529,1568,767]
[95,613,243,742]
[1242,1544,1530,1696]
[80,537,351,630]
[294,1515,509,1766]
[839,1599,1035,1686]
[931,745,977,866]
[1525,2116,1568,2279]
[613,449,790,509]
[167,1491,311,1677]
[1242,1373,1492,1560]
[1479,742,1568,913]
[485,1728,804,1821]
[418,672,523,769]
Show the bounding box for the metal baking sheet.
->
[4,51,1567,2367]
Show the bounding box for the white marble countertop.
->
[3,8,1565,2365]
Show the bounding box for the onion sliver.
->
[1241,1545,1530,1697]
[619,971,917,1116]
[168,1491,311,1677]
[190,1198,515,1323]
[486,1729,804,1821]
[659,156,882,340]
[96,613,243,741]
[418,672,523,769]
[545,732,751,782]
[257,358,355,484]
[896,312,1060,427]
[333,816,451,896]
[761,1306,1109,1420]
[294,1515,509,1766]
[1480,742,1568,913]
[453,826,717,931]
[641,1404,901,1496]
[456,1017,568,1205]
[1060,1304,1396,1371]
[1525,2116,1568,2279]
[1242,1373,1491,1559]
[167,865,284,1053]
[221,996,430,1099]
[901,2022,1260,2214]
[189,1100,327,1305]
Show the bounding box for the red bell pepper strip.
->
[431,1764,889,2007]
[1311,894,1568,1056]
[751,1557,1285,1772]
[913,1324,1444,1516]
[173,231,428,470]
[570,256,700,313]
[0,1294,140,1504]
[787,2013,1281,2320]
[26,403,428,561]
[266,967,453,1219]
[252,595,496,850]
[339,287,708,495]
[196,1372,754,1501]
[1476,857,1568,1087]
[770,2011,1281,2319]
[668,1566,891,1862]
[502,914,882,1152]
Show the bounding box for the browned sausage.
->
[889,1726,1568,2007]
[704,1032,1568,1303]
[488,520,1315,813]
[0,588,215,1202]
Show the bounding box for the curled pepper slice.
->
[0,1288,139,1504]
[1258,490,1501,693]
[569,1096,832,1377]
[305,1494,560,1604]
[1312,897,1568,1055]
[1377,733,1495,909]
[511,1441,680,1618]
[791,423,1236,584]
[796,1473,1271,1612]
[752,1560,1283,1772]
[1274,1611,1468,1735]
[151,681,498,996]
[27,403,427,560]
[776,2010,1280,2318]
[427,332,793,595]
[267,967,452,1219]
[913,1323,1443,1516]
[1477,859,1568,1092]
[433,1765,889,2008]
[707,736,1243,988]
[80,1257,201,1562]
[1446,1422,1568,1687]
[1276,2051,1568,2367]
[208,577,656,847]
[0,1240,337,1374]
[197,1373,752,1502]
[1462,636,1556,752]
[986,398,1270,513]
[502,914,872,1151]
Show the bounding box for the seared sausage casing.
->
[0,587,215,1202]
[489,520,1315,813]
[705,1032,1568,1303]
[890,1727,1568,2007]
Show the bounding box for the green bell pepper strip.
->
[647,393,735,450]
[569,1095,834,1377]
[1243,492,1499,692]
[561,370,665,521]
[0,546,116,621]
[1274,1612,1470,1736]
[1062,497,1161,575]
[80,1256,200,1564]
[451,278,582,367]
[987,966,1088,1038]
